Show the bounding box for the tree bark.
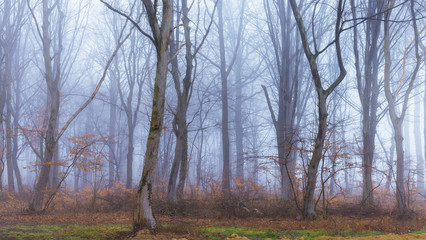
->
[167,0,196,201]
[383,0,422,218]
[29,0,61,211]
[134,0,172,232]
[289,0,346,219]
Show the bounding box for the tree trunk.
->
[263,0,297,202]
[303,93,328,219]
[12,72,23,193]
[403,117,410,181]
[134,47,169,230]
[126,126,134,189]
[351,0,383,206]
[108,84,117,187]
[383,0,421,218]
[4,43,15,193]
[218,0,230,193]
[234,49,244,182]
[167,104,188,201]
[6,81,14,193]
[167,0,194,200]
[197,127,204,188]
[29,0,61,211]
[289,0,346,219]
[394,122,406,217]
[74,167,80,192]
[176,119,188,200]
[134,0,172,231]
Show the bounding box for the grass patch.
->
[0,224,131,240]
[200,226,388,239]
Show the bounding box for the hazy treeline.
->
[0,0,425,230]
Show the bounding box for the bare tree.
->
[288,0,347,219]
[262,0,308,202]
[1,0,26,194]
[217,0,246,194]
[28,0,63,211]
[383,0,422,218]
[117,30,149,189]
[27,0,128,211]
[167,0,214,201]
[350,0,384,206]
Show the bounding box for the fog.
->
[0,0,425,224]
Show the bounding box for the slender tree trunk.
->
[74,167,79,192]
[351,0,383,206]
[197,127,204,188]
[387,136,395,192]
[218,0,230,193]
[394,122,406,217]
[403,117,410,181]
[12,73,23,193]
[289,0,346,219]
[263,0,297,202]
[303,94,328,219]
[6,82,14,193]
[383,0,421,218]
[108,71,117,187]
[126,125,134,189]
[167,104,188,201]
[234,50,244,182]
[413,84,424,193]
[29,0,61,211]
[167,0,193,200]
[176,118,188,200]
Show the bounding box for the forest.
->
[0,0,425,239]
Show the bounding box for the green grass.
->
[200,226,387,239]
[1,223,423,240]
[0,224,132,240]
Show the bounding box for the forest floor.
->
[0,209,425,239]
[0,194,425,239]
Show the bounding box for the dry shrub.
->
[152,177,300,219]
[46,182,135,213]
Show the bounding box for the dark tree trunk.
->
[289,0,346,219]
[29,0,61,211]
[218,0,230,193]
[167,0,196,201]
